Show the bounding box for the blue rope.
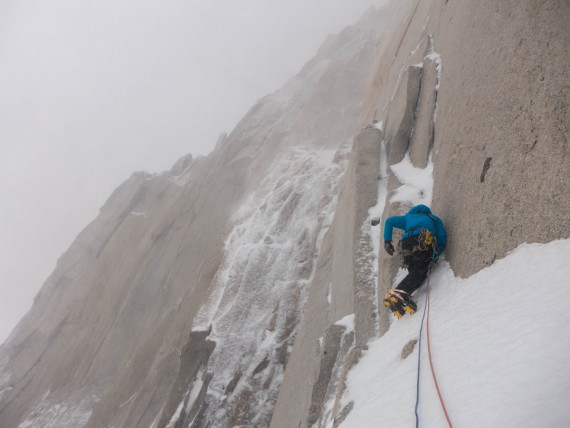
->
[414,278,430,428]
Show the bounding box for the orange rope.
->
[426,278,453,427]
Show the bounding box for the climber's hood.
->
[408,204,432,215]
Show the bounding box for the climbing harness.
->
[414,273,453,428]
[398,229,439,267]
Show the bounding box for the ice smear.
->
[185,368,205,413]
[389,153,433,206]
[335,239,570,428]
[426,39,442,129]
[191,145,350,426]
[367,141,389,271]
[165,400,185,428]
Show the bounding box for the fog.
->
[0,0,386,343]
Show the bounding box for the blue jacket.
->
[384,205,447,253]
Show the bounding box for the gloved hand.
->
[384,240,395,256]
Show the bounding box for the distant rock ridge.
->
[1,1,569,427]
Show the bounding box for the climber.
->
[381,204,447,318]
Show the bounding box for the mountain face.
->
[1,1,569,427]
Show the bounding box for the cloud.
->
[0,0,387,343]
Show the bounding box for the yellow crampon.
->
[383,291,397,305]
[385,288,418,317]
[384,289,408,318]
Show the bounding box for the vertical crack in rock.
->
[385,65,423,165]
[409,38,441,168]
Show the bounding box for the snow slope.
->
[336,239,570,427]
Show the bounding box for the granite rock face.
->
[1,1,569,427]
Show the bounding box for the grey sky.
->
[0,0,386,343]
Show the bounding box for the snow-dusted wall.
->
[157,146,351,428]
[1,0,569,427]
[270,127,383,428]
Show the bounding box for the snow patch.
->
[426,51,442,91]
[187,369,205,413]
[389,153,433,206]
[368,141,389,263]
[190,325,210,333]
[334,314,355,335]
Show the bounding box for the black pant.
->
[396,237,433,295]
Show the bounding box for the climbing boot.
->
[384,289,417,317]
